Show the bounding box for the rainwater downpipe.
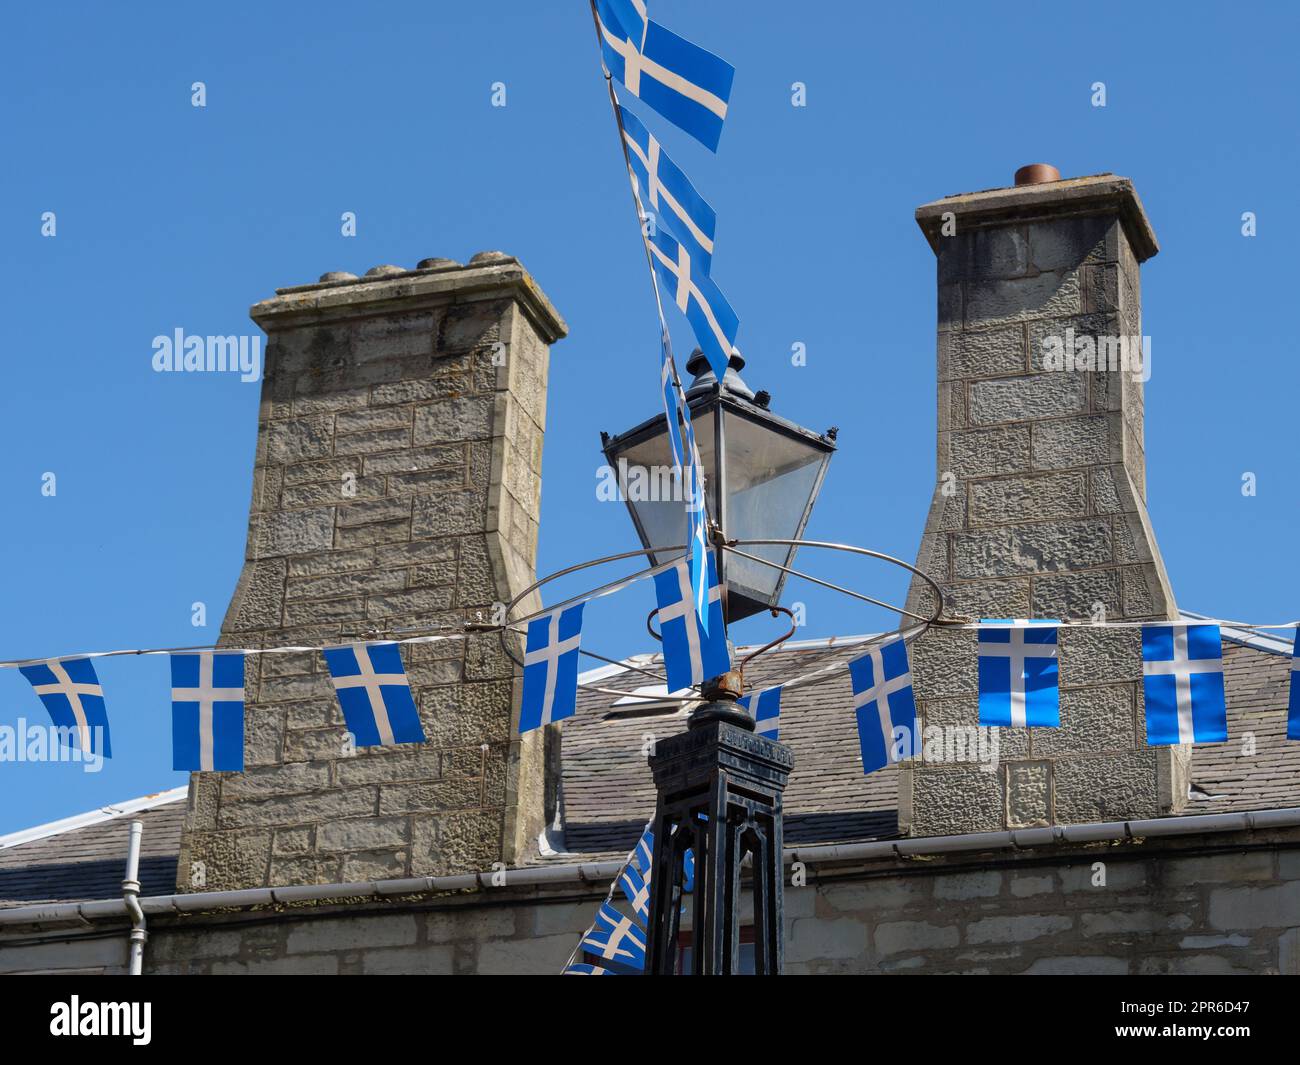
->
[122,819,147,975]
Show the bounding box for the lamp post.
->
[603,349,833,974]
[643,671,794,975]
[601,350,836,622]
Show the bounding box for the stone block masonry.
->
[176,254,566,892]
[8,825,1295,975]
[901,173,1186,836]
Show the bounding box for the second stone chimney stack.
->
[901,171,1187,835]
[907,171,1172,624]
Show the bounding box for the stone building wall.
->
[901,174,1186,836]
[6,827,1297,975]
[176,255,567,892]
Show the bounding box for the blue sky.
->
[1,1,1296,832]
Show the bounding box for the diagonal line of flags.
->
[592,0,741,647]
[563,822,697,974]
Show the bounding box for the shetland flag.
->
[647,225,739,384]
[654,552,730,691]
[322,642,426,747]
[737,685,781,739]
[171,651,245,772]
[620,103,717,273]
[519,604,585,732]
[19,657,111,757]
[977,620,1060,728]
[848,638,916,775]
[1290,628,1300,742]
[582,902,647,968]
[595,0,735,151]
[1141,623,1227,745]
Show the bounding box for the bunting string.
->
[0,631,464,672]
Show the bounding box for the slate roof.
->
[0,790,183,908]
[2,626,1297,907]
[559,634,900,856]
[553,630,1300,859]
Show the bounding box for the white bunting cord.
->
[0,632,464,672]
[586,0,707,523]
[506,552,684,632]
[939,617,1300,631]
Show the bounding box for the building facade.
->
[2,172,1298,975]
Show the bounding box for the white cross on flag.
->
[323,642,426,747]
[171,651,245,771]
[653,552,729,692]
[519,603,585,733]
[849,637,917,775]
[647,225,739,385]
[978,619,1060,728]
[1141,623,1227,745]
[594,0,735,152]
[19,657,111,757]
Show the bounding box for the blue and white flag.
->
[978,620,1060,728]
[680,412,712,634]
[849,638,917,775]
[601,0,647,43]
[582,902,647,968]
[737,685,781,739]
[1290,628,1300,742]
[632,825,654,875]
[595,0,735,151]
[322,642,426,747]
[619,861,651,922]
[683,848,695,893]
[563,962,613,975]
[621,104,717,272]
[1141,623,1227,745]
[520,603,585,733]
[171,651,245,772]
[654,552,730,692]
[19,657,111,757]
[660,351,687,471]
[647,226,739,384]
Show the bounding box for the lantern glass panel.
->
[718,411,826,605]
[615,410,716,568]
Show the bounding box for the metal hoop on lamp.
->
[492,538,949,700]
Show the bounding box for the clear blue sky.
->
[1,1,1296,832]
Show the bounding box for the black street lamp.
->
[601,350,836,623]
[598,349,833,974]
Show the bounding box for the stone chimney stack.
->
[177,254,566,892]
[901,170,1188,835]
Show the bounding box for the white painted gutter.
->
[3,805,1297,931]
